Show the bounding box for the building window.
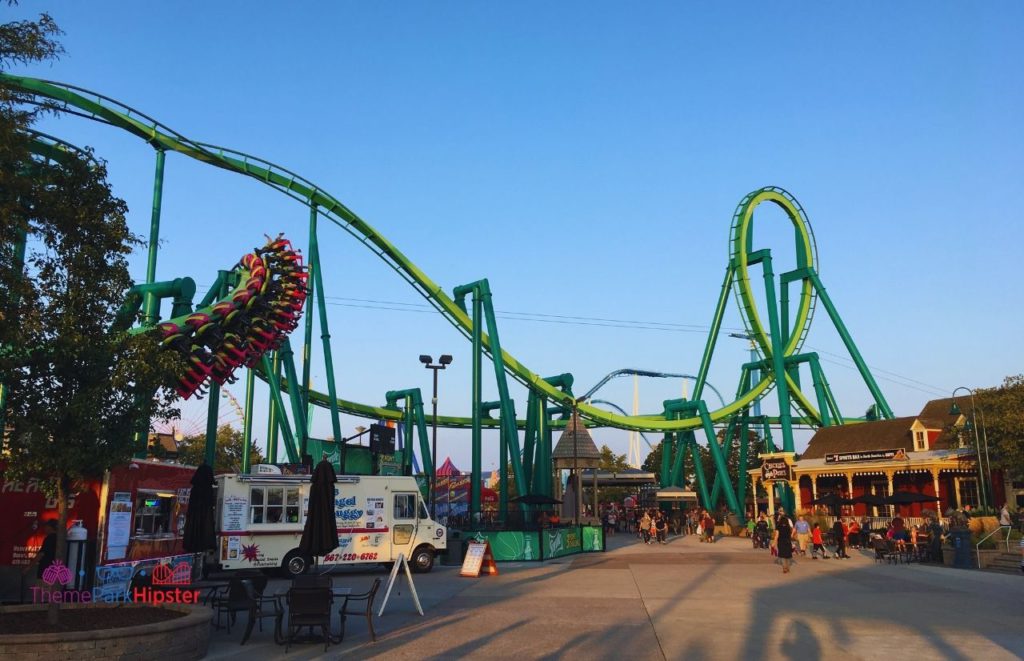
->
[914,431,927,451]
[250,486,301,524]
[956,478,979,509]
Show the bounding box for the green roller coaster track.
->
[1,73,894,522]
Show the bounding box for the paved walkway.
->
[206,532,1024,660]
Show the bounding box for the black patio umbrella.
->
[886,491,940,505]
[809,492,855,506]
[510,494,563,506]
[852,493,889,507]
[182,463,216,553]
[300,459,340,558]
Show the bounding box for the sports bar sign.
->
[825,448,907,464]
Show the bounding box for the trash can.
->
[950,529,972,569]
[443,530,464,566]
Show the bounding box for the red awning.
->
[436,457,461,476]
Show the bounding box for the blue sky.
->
[8,2,1023,470]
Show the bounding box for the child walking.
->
[810,522,828,559]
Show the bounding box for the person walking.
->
[794,515,811,556]
[810,522,828,559]
[832,518,850,558]
[655,513,668,544]
[640,510,653,544]
[773,514,795,573]
[703,510,716,543]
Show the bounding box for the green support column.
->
[759,254,795,453]
[696,403,741,514]
[241,367,255,474]
[522,391,537,488]
[660,435,671,488]
[737,414,749,519]
[689,436,712,508]
[141,149,166,326]
[809,272,893,418]
[266,350,281,463]
[499,403,508,522]
[537,398,551,498]
[806,355,832,426]
[709,418,736,506]
[300,206,317,420]
[692,268,734,401]
[310,228,344,466]
[479,283,527,502]
[203,270,231,468]
[470,293,483,521]
[260,354,299,462]
[280,338,309,458]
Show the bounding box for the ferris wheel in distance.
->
[154,387,245,440]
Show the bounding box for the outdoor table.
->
[272,587,352,645]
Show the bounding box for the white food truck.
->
[212,468,445,576]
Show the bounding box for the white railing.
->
[976,525,1013,568]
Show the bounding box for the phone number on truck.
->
[323,552,378,561]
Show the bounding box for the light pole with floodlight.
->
[420,354,453,518]
[950,387,992,511]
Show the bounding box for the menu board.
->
[460,541,498,577]
[223,495,248,532]
[107,492,133,560]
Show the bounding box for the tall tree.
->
[1,6,178,623]
[974,374,1024,481]
[598,444,630,472]
[177,425,264,474]
[642,442,663,483]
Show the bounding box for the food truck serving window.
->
[135,490,175,536]
[250,485,301,524]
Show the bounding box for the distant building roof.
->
[552,411,601,468]
[801,396,971,460]
[147,432,178,458]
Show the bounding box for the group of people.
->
[752,508,858,574]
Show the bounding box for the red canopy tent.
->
[436,457,461,476]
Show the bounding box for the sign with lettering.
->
[222,495,248,532]
[460,540,498,577]
[761,458,792,482]
[825,448,907,464]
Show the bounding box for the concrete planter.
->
[0,603,211,660]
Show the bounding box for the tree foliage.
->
[0,7,179,622]
[642,442,663,483]
[177,425,265,474]
[598,444,630,472]
[974,374,1024,480]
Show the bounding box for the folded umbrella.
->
[886,491,940,505]
[809,492,855,506]
[183,463,216,553]
[300,459,340,558]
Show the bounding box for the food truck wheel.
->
[282,550,311,577]
[411,546,435,573]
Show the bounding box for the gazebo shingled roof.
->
[552,411,601,468]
